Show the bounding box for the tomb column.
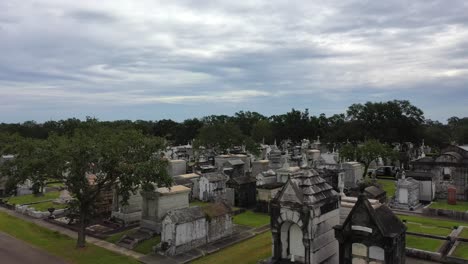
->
[272,230,282,260]
[303,237,311,263]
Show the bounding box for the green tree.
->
[58,127,171,248]
[0,136,61,195]
[232,111,267,136]
[194,122,259,155]
[251,119,273,143]
[346,100,424,143]
[423,120,450,148]
[340,140,396,177]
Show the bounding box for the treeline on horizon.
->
[1,100,467,149]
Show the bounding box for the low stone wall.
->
[406,231,450,240]
[445,256,468,264]
[232,208,246,216]
[406,248,442,262]
[446,241,468,264]
[422,206,468,221]
[111,210,141,226]
[15,204,66,219]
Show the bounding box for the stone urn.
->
[48,207,56,219]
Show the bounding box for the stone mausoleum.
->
[411,145,468,201]
[159,202,233,256]
[140,185,191,233]
[270,169,340,263]
[334,194,406,264]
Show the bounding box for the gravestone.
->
[448,185,457,205]
[391,172,420,210]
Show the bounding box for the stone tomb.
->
[174,173,201,200]
[342,162,363,189]
[391,172,421,210]
[252,160,270,180]
[334,194,407,264]
[159,202,233,256]
[167,160,187,177]
[111,189,143,226]
[226,176,256,208]
[140,185,191,233]
[256,183,284,213]
[270,169,340,264]
[198,172,228,202]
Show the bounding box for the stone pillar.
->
[272,230,282,261]
[303,238,311,264]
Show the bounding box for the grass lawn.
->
[104,228,137,244]
[192,232,271,264]
[453,242,468,259]
[429,200,468,212]
[6,191,60,206]
[29,201,67,212]
[133,236,161,254]
[46,182,65,188]
[104,228,160,254]
[406,235,444,252]
[376,179,396,197]
[0,211,139,264]
[459,228,468,239]
[397,214,466,230]
[405,222,452,236]
[233,210,270,227]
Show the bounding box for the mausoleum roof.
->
[202,172,228,182]
[202,202,231,218]
[231,176,256,185]
[157,185,191,195]
[364,186,386,197]
[288,169,338,205]
[167,206,205,224]
[405,171,435,179]
[227,159,245,166]
[339,194,406,237]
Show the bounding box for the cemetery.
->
[1,107,468,264]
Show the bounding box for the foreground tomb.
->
[334,194,406,264]
[270,169,340,263]
[159,202,233,256]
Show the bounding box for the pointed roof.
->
[275,169,338,206]
[340,194,406,237]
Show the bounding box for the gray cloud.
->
[68,10,118,23]
[0,0,467,122]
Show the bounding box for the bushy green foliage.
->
[340,139,397,177]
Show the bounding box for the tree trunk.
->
[76,212,87,248]
[362,163,370,178]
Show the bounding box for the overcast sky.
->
[1,0,467,123]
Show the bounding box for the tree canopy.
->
[340,139,397,177]
[1,100,466,149]
[0,124,171,248]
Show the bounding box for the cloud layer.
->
[1,0,467,122]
